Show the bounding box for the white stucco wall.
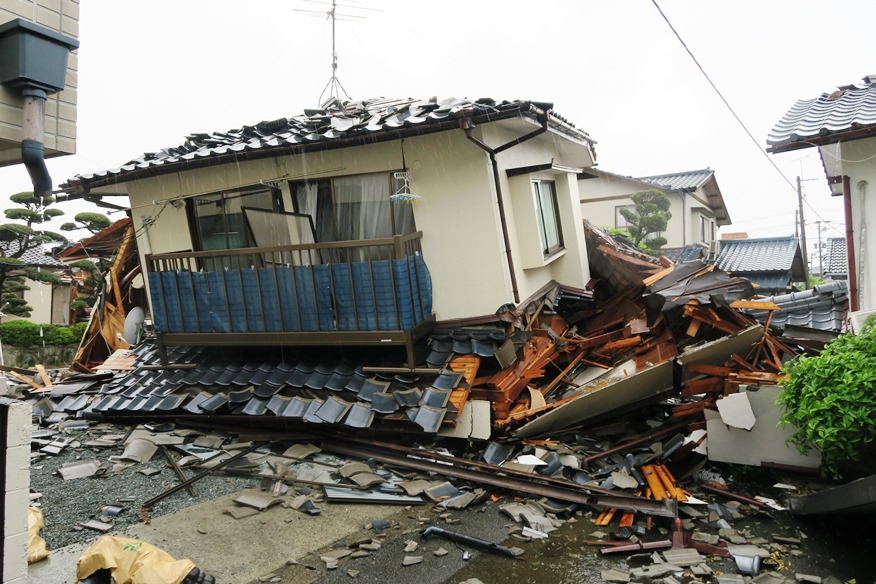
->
[821,137,876,311]
[127,121,595,321]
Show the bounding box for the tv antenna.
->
[293,0,380,108]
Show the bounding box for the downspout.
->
[20,87,52,196]
[841,176,859,312]
[459,109,549,304]
[856,179,868,311]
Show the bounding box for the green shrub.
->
[778,322,876,478]
[0,320,88,347]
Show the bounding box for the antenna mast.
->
[294,0,378,107]
[320,0,349,105]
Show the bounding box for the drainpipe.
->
[0,19,79,196]
[840,176,859,312]
[20,88,52,196]
[459,108,549,304]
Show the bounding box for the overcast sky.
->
[3,0,874,247]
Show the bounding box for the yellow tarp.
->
[27,507,49,564]
[76,536,196,584]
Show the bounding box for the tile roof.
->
[767,78,876,151]
[743,272,792,292]
[661,244,703,264]
[715,236,802,274]
[37,327,510,434]
[822,237,848,277]
[744,280,848,332]
[639,168,714,192]
[639,168,731,226]
[0,240,67,268]
[63,97,595,193]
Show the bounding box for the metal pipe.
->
[421,527,520,558]
[20,87,53,197]
[460,108,549,304]
[842,176,859,311]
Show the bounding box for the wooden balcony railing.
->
[144,232,434,355]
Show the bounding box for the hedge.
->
[0,320,88,347]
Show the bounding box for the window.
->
[615,205,635,229]
[291,171,416,243]
[190,187,281,250]
[700,215,714,244]
[532,179,563,256]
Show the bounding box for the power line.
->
[649,0,839,232]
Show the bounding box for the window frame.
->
[532,179,564,257]
[188,186,283,251]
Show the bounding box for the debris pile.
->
[17,223,859,581]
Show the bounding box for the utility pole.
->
[797,176,810,289]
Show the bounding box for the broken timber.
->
[322,442,676,517]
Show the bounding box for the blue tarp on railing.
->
[148,257,431,334]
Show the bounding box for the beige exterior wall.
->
[4,278,60,324]
[128,122,594,320]
[0,0,78,165]
[821,137,876,311]
[578,174,718,249]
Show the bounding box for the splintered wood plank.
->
[681,376,724,397]
[729,300,782,310]
[9,371,41,390]
[685,363,732,377]
[35,364,53,389]
[449,356,481,386]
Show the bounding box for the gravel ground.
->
[30,424,262,549]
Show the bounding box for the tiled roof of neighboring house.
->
[744,280,849,332]
[715,236,802,273]
[639,168,714,192]
[822,237,848,277]
[639,168,731,226]
[661,244,703,264]
[0,240,66,268]
[62,97,595,195]
[767,78,876,152]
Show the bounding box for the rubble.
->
[15,223,872,582]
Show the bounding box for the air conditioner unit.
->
[706,239,720,261]
[849,308,876,333]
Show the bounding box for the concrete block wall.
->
[1,398,31,584]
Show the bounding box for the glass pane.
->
[539,182,560,251]
[294,180,334,243]
[193,193,228,251]
[334,174,392,241]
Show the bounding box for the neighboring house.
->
[767,75,876,312]
[60,97,597,363]
[578,167,731,255]
[714,236,806,293]
[0,2,78,181]
[0,240,76,325]
[822,237,848,281]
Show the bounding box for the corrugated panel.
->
[768,81,876,148]
[715,237,800,273]
[744,272,792,292]
[639,168,713,191]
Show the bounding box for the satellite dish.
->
[123,307,146,346]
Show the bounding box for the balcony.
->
[145,232,434,365]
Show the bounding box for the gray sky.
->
[3,0,874,245]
